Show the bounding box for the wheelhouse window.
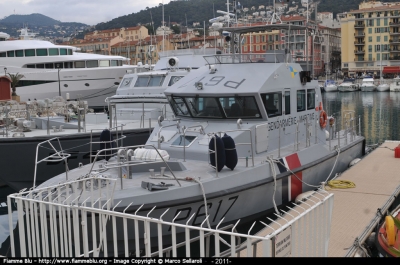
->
[64,62,73,68]
[168,76,184,86]
[49,48,59,56]
[16,50,24,57]
[219,96,260,118]
[285,91,291,115]
[134,76,165,87]
[27,64,35,68]
[36,49,48,56]
[111,60,118,66]
[36,64,44,69]
[307,89,316,110]
[7,51,14,57]
[186,97,223,118]
[74,61,85,68]
[25,49,35,57]
[86,60,99,68]
[169,96,261,119]
[99,60,110,67]
[297,90,306,112]
[120,77,133,88]
[168,96,191,117]
[0,52,5,57]
[45,63,54,69]
[60,48,67,55]
[261,92,282,118]
[68,49,73,55]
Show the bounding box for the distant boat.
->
[360,76,377,92]
[338,78,359,92]
[377,79,389,92]
[324,79,338,92]
[390,77,400,92]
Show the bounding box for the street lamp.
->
[4,67,7,76]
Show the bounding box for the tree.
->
[171,25,180,34]
[7,73,25,96]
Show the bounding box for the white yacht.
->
[0,29,146,109]
[338,78,359,92]
[376,79,389,92]
[390,76,400,92]
[360,76,377,92]
[323,79,338,92]
[109,49,216,122]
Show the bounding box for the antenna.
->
[185,13,190,49]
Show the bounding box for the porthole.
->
[64,84,68,87]
[85,83,89,87]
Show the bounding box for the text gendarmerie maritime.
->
[268,113,315,132]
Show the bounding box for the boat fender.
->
[222,133,238,170]
[209,135,225,172]
[349,158,361,167]
[99,129,115,161]
[385,215,396,246]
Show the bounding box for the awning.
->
[383,66,400,74]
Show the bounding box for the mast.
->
[162,0,165,54]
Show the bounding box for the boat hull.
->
[361,86,376,92]
[377,84,390,92]
[62,137,365,256]
[0,128,151,192]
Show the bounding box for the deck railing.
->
[8,180,334,257]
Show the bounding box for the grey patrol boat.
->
[32,24,366,255]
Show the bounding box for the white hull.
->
[361,85,376,92]
[390,84,400,92]
[324,84,338,92]
[338,86,358,92]
[4,65,140,108]
[377,84,389,92]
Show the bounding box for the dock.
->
[326,140,400,257]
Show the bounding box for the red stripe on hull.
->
[285,153,302,201]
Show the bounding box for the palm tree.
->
[7,73,25,96]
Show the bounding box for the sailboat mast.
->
[162,0,165,53]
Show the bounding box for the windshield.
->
[168,96,261,119]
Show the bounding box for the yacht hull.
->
[0,128,151,192]
[361,86,376,92]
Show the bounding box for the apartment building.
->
[341,1,400,77]
[319,25,341,73]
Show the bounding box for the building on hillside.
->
[188,36,224,49]
[111,35,174,65]
[340,1,400,77]
[319,26,341,73]
[69,26,149,57]
[318,12,341,28]
[156,26,173,36]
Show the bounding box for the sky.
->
[0,0,172,25]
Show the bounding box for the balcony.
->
[390,49,400,53]
[354,41,365,45]
[390,56,400,60]
[390,21,400,27]
[354,32,365,37]
[354,15,364,20]
[390,38,400,43]
[390,31,400,35]
[354,58,365,62]
[354,50,365,54]
[354,23,365,28]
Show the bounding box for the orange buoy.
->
[320,110,327,129]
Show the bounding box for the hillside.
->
[94,0,400,31]
[0,13,61,27]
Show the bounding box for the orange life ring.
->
[320,110,327,129]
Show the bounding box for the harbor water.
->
[0,90,399,257]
